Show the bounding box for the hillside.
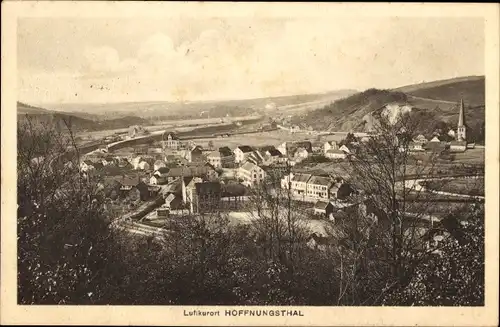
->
[17,102,150,132]
[41,89,357,120]
[395,75,484,106]
[293,76,485,142]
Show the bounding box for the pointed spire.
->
[458,98,465,127]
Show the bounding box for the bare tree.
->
[17,115,120,304]
[336,107,472,301]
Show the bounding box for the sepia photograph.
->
[1,2,499,326]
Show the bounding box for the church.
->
[449,99,468,152]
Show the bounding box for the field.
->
[425,177,484,196]
[77,115,261,141]
[452,148,485,164]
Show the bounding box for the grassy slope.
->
[17,102,150,132]
[295,76,485,138]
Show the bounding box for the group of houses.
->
[400,99,474,153]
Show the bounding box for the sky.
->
[17,17,484,104]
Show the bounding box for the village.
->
[74,100,482,250]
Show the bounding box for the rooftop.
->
[237,145,254,153]
[291,173,312,183]
[308,175,333,186]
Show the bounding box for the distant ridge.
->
[293,76,485,142]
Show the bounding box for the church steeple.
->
[456,98,467,142]
[458,98,465,127]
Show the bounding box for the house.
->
[339,144,352,154]
[206,146,235,168]
[149,174,167,185]
[234,145,254,163]
[294,147,309,161]
[314,201,334,217]
[119,176,141,198]
[329,183,354,200]
[277,142,288,156]
[153,160,166,171]
[323,141,339,154]
[238,162,266,187]
[186,146,204,163]
[289,173,312,197]
[311,142,323,154]
[101,157,115,166]
[131,156,143,170]
[414,134,428,144]
[264,148,283,164]
[181,176,203,204]
[128,181,151,201]
[325,149,347,160]
[136,160,150,170]
[306,175,332,200]
[192,181,223,214]
[80,160,95,172]
[162,132,180,150]
[449,140,467,152]
[409,142,425,152]
[306,233,336,251]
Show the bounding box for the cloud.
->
[18,18,485,104]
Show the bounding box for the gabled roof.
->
[267,148,282,157]
[218,146,233,157]
[314,200,331,210]
[155,167,170,174]
[154,160,166,166]
[308,175,333,186]
[240,161,259,172]
[236,145,254,153]
[163,132,179,140]
[291,173,311,183]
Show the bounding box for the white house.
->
[289,173,312,197]
[131,156,143,170]
[162,132,180,150]
[153,160,166,171]
[339,144,352,154]
[294,147,309,161]
[409,142,425,152]
[206,150,223,168]
[414,134,428,144]
[238,162,266,187]
[277,142,287,157]
[306,175,332,200]
[234,145,254,163]
[150,174,167,185]
[80,160,95,172]
[323,141,339,154]
[325,149,347,160]
[137,161,150,170]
